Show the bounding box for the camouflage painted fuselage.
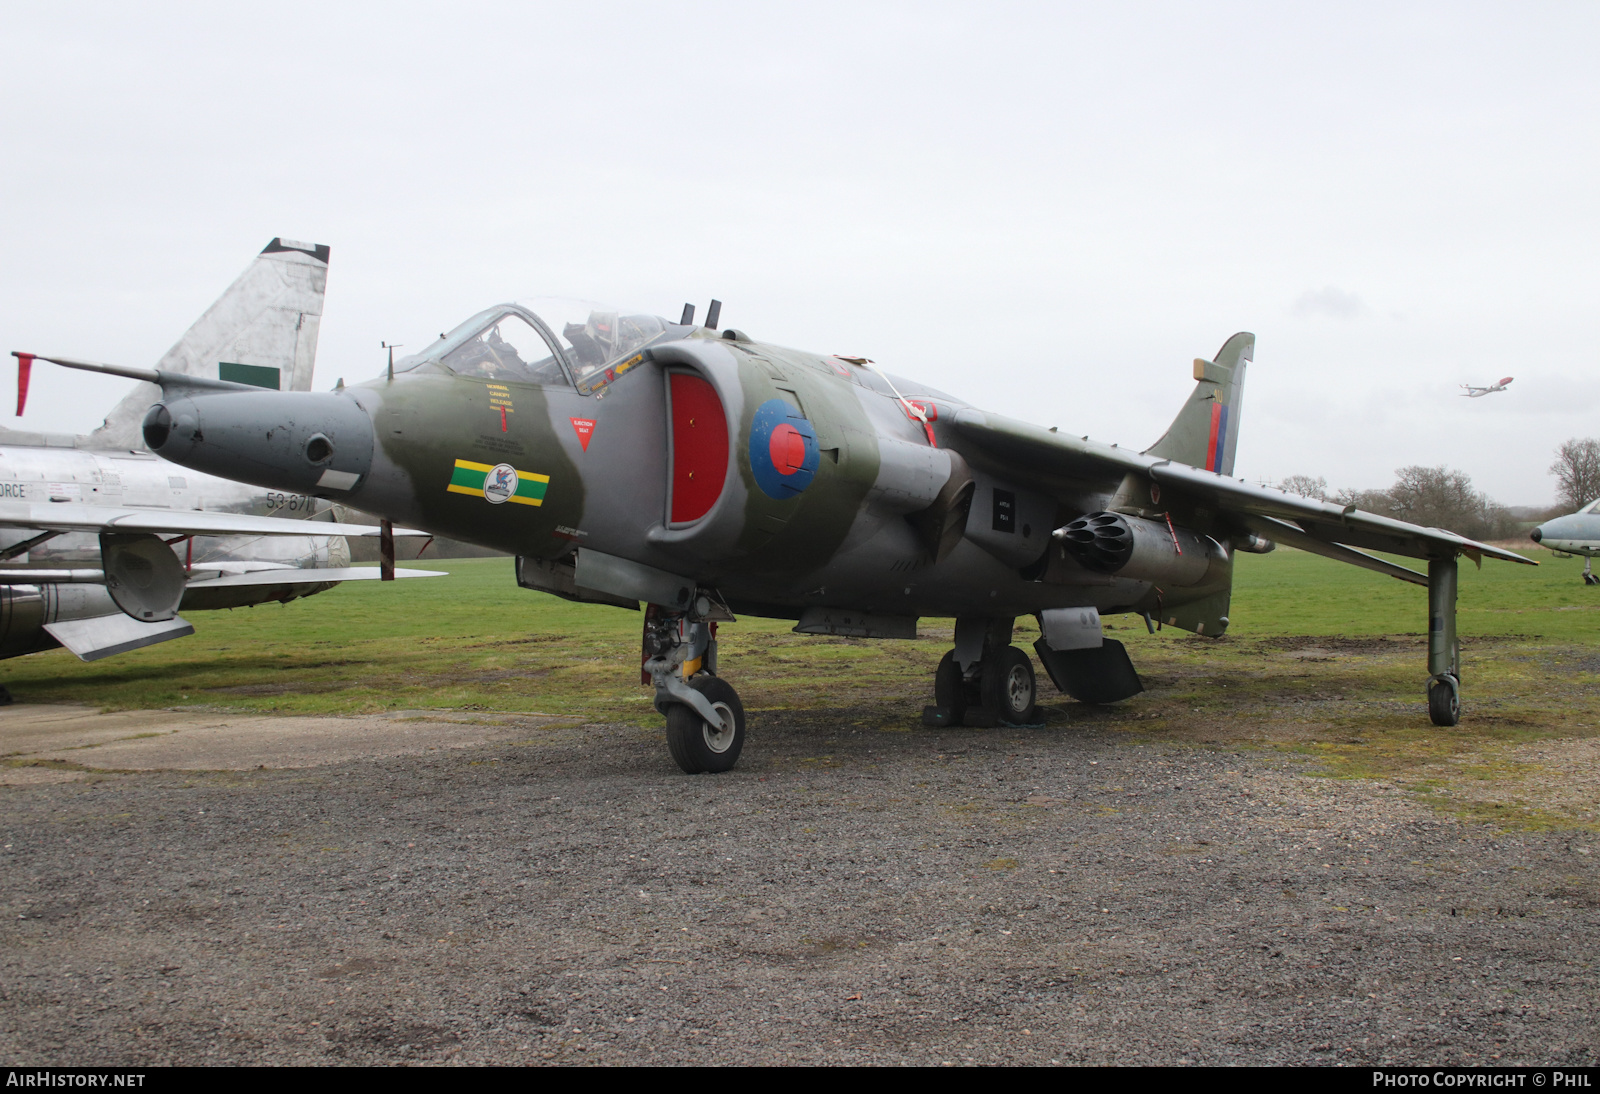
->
[148,316,1233,630]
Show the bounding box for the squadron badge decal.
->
[446,459,549,507]
[749,398,819,500]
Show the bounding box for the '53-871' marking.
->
[264,492,317,513]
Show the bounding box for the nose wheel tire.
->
[1427,676,1461,727]
[982,646,1038,725]
[665,674,746,774]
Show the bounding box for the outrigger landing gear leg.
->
[643,602,745,774]
[1427,556,1461,727]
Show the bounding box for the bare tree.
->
[1279,474,1328,500]
[1387,465,1508,539]
[1328,467,1511,538]
[1550,438,1600,512]
[1334,486,1393,513]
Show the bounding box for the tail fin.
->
[89,237,330,448]
[1144,332,1253,476]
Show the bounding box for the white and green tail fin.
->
[89,238,330,449]
[1145,332,1253,476]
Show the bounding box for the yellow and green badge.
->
[447,459,548,507]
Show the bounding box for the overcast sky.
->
[2,1,1595,504]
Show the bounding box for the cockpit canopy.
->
[394,298,679,394]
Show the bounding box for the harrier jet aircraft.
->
[21,296,1534,772]
[1530,500,1600,584]
[0,239,435,674]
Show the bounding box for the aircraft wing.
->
[948,408,1535,573]
[184,566,444,587]
[0,501,427,538]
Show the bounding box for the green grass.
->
[6,547,1599,830]
[1226,545,1596,639]
[8,546,1594,716]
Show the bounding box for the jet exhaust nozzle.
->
[142,390,376,496]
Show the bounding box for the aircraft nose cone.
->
[142,404,173,450]
[140,390,376,495]
[1530,527,1543,544]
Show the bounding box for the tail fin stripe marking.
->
[1205,403,1223,471]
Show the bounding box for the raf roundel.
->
[748,398,820,500]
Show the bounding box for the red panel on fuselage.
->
[669,372,729,524]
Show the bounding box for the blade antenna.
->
[382,341,403,382]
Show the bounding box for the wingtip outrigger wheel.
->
[1428,673,1461,727]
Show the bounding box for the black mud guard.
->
[1032,637,1144,705]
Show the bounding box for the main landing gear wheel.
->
[666,675,746,774]
[1428,676,1461,727]
[982,645,1038,725]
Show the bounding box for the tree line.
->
[1276,437,1600,542]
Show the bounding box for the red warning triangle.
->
[570,417,596,451]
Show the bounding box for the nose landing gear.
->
[1584,557,1597,586]
[665,675,745,773]
[643,601,745,773]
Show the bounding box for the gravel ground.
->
[1,705,1598,1066]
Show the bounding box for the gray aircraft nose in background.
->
[1531,500,1600,584]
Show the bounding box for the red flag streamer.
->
[11,353,34,416]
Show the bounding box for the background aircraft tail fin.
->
[89,238,331,449]
[1144,332,1253,477]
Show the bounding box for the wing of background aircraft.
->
[0,494,438,662]
[0,500,427,540]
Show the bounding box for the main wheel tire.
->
[1428,676,1460,727]
[665,675,746,774]
[982,646,1038,725]
[933,650,970,722]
